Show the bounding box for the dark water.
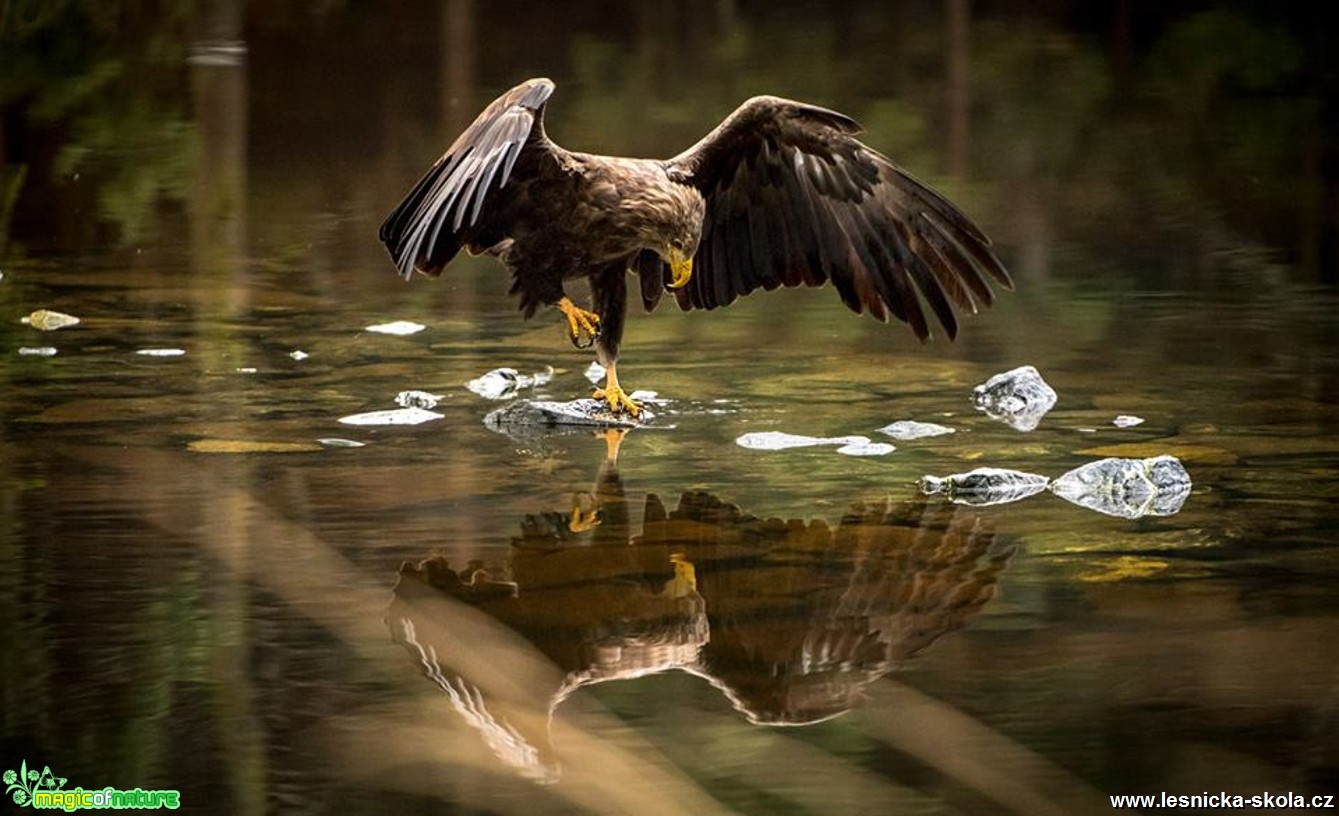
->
[3,3,1338,814]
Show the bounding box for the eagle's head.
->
[622,176,705,290]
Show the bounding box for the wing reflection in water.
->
[386,430,1013,777]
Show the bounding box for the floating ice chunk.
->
[338,407,444,426]
[628,389,665,405]
[318,437,366,448]
[584,361,606,383]
[971,365,1057,432]
[136,348,186,357]
[736,431,831,450]
[366,320,426,336]
[736,431,893,456]
[467,368,521,399]
[919,467,1050,507]
[236,367,258,374]
[877,420,955,440]
[18,346,58,357]
[1049,455,1191,519]
[395,390,444,409]
[289,349,309,361]
[21,309,80,331]
[465,366,554,400]
[835,439,895,456]
[1113,415,1145,428]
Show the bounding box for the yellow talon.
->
[557,297,600,349]
[592,384,642,417]
[592,362,642,417]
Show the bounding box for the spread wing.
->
[379,78,556,279]
[664,96,1011,340]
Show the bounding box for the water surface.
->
[2,3,1337,814]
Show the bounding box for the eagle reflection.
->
[387,430,1012,778]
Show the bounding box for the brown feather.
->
[664,94,1010,341]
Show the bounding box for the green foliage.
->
[1,1,196,246]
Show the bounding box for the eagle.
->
[380,78,1010,416]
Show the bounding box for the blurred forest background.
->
[2,0,1336,285]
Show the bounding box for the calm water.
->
[3,3,1338,814]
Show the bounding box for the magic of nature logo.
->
[4,760,180,810]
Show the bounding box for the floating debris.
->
[835,439,895,456]
[236,367,258,374]
[188,439,321,454]
[628,389,665,406]
[737,431,840,450]
[366,320,426,336]
[338,407,444,426]
[395,390,444,409]
[1113,415,1145,428]
[465,366,554,400]
[136,348,187,357]
[317,437,367,448]
[18,347,58,357]
[1049,455,1191,519]
[971,365,1057,432]
[919,467,1050,507]
[584,361,606,383]
[21,309,80,331]
[485,398,651,432]
[877,420,955,441]
[289,349,309,361]
[735,431,894,456]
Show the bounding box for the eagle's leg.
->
[589,267,641,416]
[592,363,642,416]
[556,296,600,349]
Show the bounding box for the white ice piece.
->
[337,407,444,426]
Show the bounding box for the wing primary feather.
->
[874,210,957,338]
[921,217,995,307]
[788,167,838,286]
[707,214,731,308]
[894,224,960,339]
[884,163,990,245]
[819,202,873,316]
[848,205,923,333]
[911,219,977,314]
[721,202,749,307]
[747,187,779,290]
[468,144,510,226]
[451,151,491,231]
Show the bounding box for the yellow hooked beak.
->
[668,247,693,289]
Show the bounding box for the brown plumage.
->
[380,78,1011,416]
